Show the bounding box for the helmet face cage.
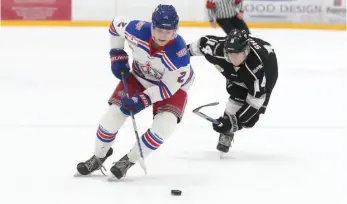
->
[151,4,179,31]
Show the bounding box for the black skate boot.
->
[217,133,234,153]
[110,154,135,179]
[76,148,113,176]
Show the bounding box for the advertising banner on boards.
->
[1,0,72,20]
[243,0,345,24]
[323,0,346,24]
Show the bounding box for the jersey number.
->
[177,71,186,83]
[117,22,128,28]
[201,39,216,56]
[201,46,213,55]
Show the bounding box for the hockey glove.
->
[110,49,130,80]
[213,113,239,134]
[120,92,152,116]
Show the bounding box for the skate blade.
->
[73,172,96,177]
[219,151,226,159]
[73,172,82,177]
[107,175,120,182]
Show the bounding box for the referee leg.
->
[230,16,250,34]
[216,18,236,34]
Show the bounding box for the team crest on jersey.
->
[142,61,152,73]
[140,61,163,80]
[176,48,187,57]
[136,21,146,31]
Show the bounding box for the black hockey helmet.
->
[224,29,250,53]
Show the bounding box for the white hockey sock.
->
[127,112,177,163]
[94,105,128,158]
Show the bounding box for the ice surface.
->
[0,26,346,204]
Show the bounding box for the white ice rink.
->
[0,26,346,204]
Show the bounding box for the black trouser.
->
[217,16,250,34]
[225,83,264,128]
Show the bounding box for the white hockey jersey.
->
[109,17,195,103]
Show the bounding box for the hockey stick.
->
[192,102,223,127]
[121,72,147,175]
[193,102,231,158]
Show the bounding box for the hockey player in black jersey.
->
[188,29,278,153]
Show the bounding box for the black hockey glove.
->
[212,113,239,134]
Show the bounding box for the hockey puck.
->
[171,189,182,196]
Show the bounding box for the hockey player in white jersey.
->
[76,4,194,179]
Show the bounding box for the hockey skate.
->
[217,133,234,154]
[75,148,113,176]
[109,154,135,180]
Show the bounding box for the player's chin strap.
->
[192,102,223,127]
[120,72,147,175]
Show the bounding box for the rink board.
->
[0,20,346,30]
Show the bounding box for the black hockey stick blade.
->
[192,102,223,127]
[192,102,220,113]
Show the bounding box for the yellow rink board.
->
[1,20,346,30]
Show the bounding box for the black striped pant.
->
[217,16,250,34]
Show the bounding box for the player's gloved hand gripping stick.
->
[192,102,223,127]
[120,72,147,175]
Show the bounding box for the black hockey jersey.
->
[188,35,278,124]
